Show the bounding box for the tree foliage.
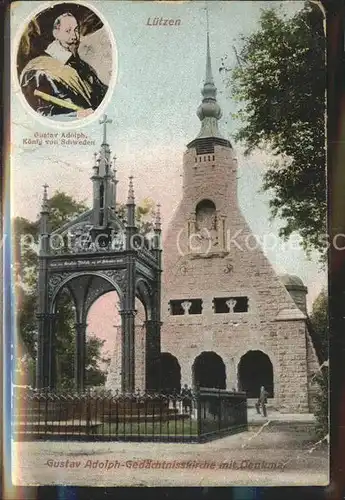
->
[310,289,328,361]
[313,368,329,440]
[310,290,329,438]
[15,191,155,388]
[222,3,326,255]
[14,193,88,362]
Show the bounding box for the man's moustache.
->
[67,42,79,52]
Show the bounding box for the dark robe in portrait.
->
[19,40,108,118]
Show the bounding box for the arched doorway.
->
[238,350,274,398]
[87,290,120,389]
[192,351,226,389]
[160,353,181,393]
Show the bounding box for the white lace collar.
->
[45,40,73,65]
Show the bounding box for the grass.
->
[94,419,199,436]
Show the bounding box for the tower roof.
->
[280,274,307,291]
[195,30,223,140]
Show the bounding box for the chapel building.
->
[160,34,320,413]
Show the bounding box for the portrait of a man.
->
[17,3,114,121]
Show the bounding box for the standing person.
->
[181,384,192,413]
[255,385,269,417]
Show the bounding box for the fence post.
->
[244,394,248,429]
[218,389,221,432]
[86,388,91,437]
[196,386,201,441]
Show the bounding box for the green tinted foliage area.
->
[223,4,326,256]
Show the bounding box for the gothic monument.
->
[36,115,162,392]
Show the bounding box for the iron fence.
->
[12,387,247,443]
[197,388,248,441]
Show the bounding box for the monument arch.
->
[238,350,274,398]
[36,116,162,393]
[192,351,226,389]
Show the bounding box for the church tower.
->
[160,31,320,413]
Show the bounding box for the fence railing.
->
[197,388,248,441]
[12,387,247,443]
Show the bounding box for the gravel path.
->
[12,428,329,487]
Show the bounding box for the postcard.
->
[8,0,329,488]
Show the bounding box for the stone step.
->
[247,398,275,409]
[13,415,191,433]
[248,420,316,432]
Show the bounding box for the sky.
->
[10,1,327,360]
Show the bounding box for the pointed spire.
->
[97,115,112,177]
[205,8,214,86]
[92,152,99,175]
[99,114,112,145]
[127,176,135,205]
[195,13,223,139]
[41,184,49,213]
[154,203,161,231]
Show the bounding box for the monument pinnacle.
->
[127,176,135,204]
[195,15,223,139]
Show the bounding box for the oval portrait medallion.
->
[13,1,117,127]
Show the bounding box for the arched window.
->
[195,199,216,232]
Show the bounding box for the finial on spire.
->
[154,203,162,231]
[112,155,117,174]
[194,8,223,140]
[205,32,214,85]
[204,2,213,84]
[127,176,135,204]
[41,183,49,212]
[99,114,112,144]
[92,152,99,176]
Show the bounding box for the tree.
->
[313,367,328,439]
[310,289,329,361]
[15,191,155,388]
[85,334,111,387]
[310,290,329,438]
[222,2,326,256]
